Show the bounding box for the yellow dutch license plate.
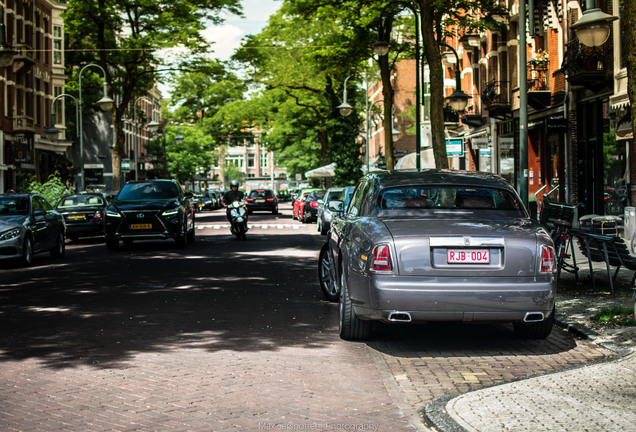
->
[130,223,152,230]
[68,214,85,219]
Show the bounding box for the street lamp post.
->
[45,94,79,142]
[78,64,114,192]
[438,43,471,112]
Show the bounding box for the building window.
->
[247,153,255,168]
[260,152,269,169]
[53,26,63,65]
[226,154,244,168]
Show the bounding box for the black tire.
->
[272,207,278,215]
[50,232,65,258]
[339,267,372,341]
[513,307,555,339]
[20,236,34,266]
[188,214,196,243]
[318,243,339,302]
[106,239,119,251]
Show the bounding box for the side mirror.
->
[327,200,344,213]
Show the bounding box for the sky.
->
[159,0,281,96]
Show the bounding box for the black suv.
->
[246,189,279,214]
[104,180,195,250]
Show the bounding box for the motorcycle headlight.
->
[0,227,22,241]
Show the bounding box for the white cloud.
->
[201,24,245,61]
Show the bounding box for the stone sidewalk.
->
[423,243,636,432]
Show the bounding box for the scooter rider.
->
[222,180,246,223]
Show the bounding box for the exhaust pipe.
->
[523,312,545,322]
[388,311,412,322]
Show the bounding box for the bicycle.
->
[550,219,579,282]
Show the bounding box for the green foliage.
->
[26,173,74,206]
[590,306,636,328]
[221,162,244,186]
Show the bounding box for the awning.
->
[394,149,436,170]
[305,162,336,178]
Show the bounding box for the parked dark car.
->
[104,180,195,251]
[300,190,326,223]
[0,193,66,266]
[55,193,108,241]
[324,170,557,341]
[317,187,344,235]
[246,189,279,214]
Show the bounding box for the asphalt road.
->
[0,206,614,431]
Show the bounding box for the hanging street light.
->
[337,75,354,117]
[570,0,618,47]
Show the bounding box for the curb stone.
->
[421,315,633,432]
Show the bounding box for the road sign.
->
[121,160,131,171]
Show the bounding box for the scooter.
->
[229,200,248,240]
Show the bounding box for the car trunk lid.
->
[381,216,539,277]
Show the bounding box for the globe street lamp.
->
[439,43,471,112]
[570,0,618,47]
[78,64,114,191]
[337,75,353,117]
[45,94,79,143]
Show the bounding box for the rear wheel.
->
[318,243,339,302]
[513,307,555,339]
[339,268,372,341]
[50,232,65,258]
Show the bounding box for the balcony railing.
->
[482,80,511,117]
[13,115,35,133]
[561,40,611,90]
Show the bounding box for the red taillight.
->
[539,245,555,273]
[247,198,255,202]
[266,198,275,202]
[310,201,319,208]
[372,245,392,271]
[91,211,103,222]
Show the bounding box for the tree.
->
[62,0,242,190]
[231,2,366,181]
[625,0,636,204]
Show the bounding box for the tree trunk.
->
[420,0,447,169]
[111,109,125,191]
[378,52,395,170]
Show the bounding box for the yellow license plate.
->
[130,224,152,229]
[68,214,85,219]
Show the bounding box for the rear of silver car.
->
[347,218,556,328]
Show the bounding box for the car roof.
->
[370,169,513,189]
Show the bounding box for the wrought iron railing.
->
[481,80,510,107]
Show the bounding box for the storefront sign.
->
[471,138,490,149]
[547,118,568,133]
[121,160,131,171]
[446,139,464,156]
[499,137,514,150]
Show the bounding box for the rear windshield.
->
[57,195,105,208]
[378,186,522,211]
[249,190,274,199]
[118,182,179,200]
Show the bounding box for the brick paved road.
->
[0,210,614,431]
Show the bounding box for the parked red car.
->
[292,188,321,220]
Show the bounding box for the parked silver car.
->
[324,170,557,341]
[0,193,66,266]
